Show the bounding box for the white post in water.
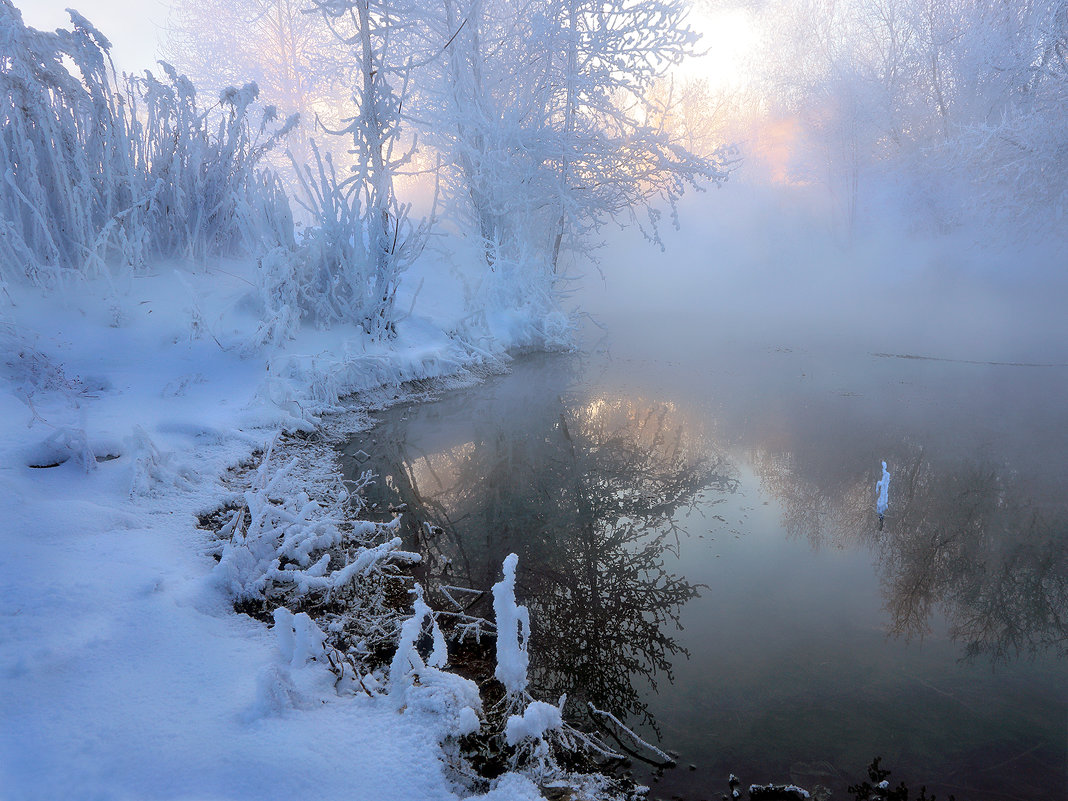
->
[876,461,890,524]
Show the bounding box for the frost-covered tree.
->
[164,0,353,170]
[289,0,433,340]
[413,0,730,346]
[447,0,728,261]
[752,0,1068,234]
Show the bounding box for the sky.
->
[15,1,754,91]
[685,5,758,91]
[18,0,169,74]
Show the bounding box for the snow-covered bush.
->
[294,0,436,342]
[250,138,434,346]
[451,244,576,355]
[1,324,83,414]
[124,67,297,262]
[213,441,420,671]
[482,554,644,788]
[390,584,449,701]
[0,2,295,287]
[389,584,485,741]
[261,143,401,340]
[0,2,136,285]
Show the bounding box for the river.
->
[343,212,1068,800]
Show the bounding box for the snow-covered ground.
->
[0,257,548,800]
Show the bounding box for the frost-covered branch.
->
[213,440,420,671]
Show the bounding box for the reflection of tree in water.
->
[878,452,1068,662]
[347,380,736,730]
[753,443,1068,662]
[749,446,870,549]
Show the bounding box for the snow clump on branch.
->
[492,552,531,698]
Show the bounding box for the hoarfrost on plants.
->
[492,552,531,698]
[1,1,727,798]
[390,584,450,706]
[0,1,295,286]
[505,700,564,746]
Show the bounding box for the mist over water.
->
[347,175,1068,800]
[586,177,1068,365]
[6,0,1067,797]
[581,176,1068,486]
[579,180,1068,798]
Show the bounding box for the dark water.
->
[342,244,1068,799]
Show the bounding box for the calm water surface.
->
[343,308,1068,800]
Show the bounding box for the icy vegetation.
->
[0,1,718,797]
[492,551,532,698]
[744,0,1068,238]
[211,441,423,677]
[5,0,1068,798]
[0,1,294,287]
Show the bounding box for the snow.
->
[0,258,533,800]
[389,582,480,732]
[476,772,545,801]
[748,785,810,799]
[0,10,587,794]
[491,552,531,697]
[505,700,564,746]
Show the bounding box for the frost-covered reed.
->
[0,1,294,287]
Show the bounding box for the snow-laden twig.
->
[492,552,531,701]
[389,584,449,706]
[587,703,674,768]
[213,439,420,675]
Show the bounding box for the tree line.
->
[1,0,728,344]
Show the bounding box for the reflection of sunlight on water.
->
[403,441,476,503]
[345,363,728,734]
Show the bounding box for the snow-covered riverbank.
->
[0,259,554,800]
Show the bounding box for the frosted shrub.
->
[1,324,84,415]
[0,2,296,287]
[0,1,137,285]
[388,583,485,717]
[125,67,297,262]
[390,584,449,705]
[214,441,420,671]
[251,139,433,346]
[478,553,674,793]
[264,144,378,339]
[458,249,574,354]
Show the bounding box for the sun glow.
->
[687,6,760,94]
